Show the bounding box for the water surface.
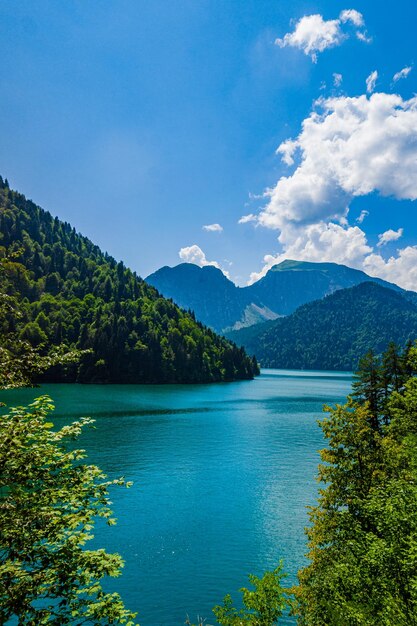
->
[4,369,352,625]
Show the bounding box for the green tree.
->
[0,395,138,625]
[0,253,137,624]
[0,178,258,385]
[212,565,289,626]
[352,350,384,430]
[295,344,417,625]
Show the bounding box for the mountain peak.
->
[269,259,356,273]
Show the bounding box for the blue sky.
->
[1,0,417,287]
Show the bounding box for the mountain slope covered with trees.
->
[227,282,417,371]
[0,178,258,383]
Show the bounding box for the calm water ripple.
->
[3,369,352,625]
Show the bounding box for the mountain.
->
[147,259,417,333]
[0,177,258,383]
[226,282,417,371]
[146,263,279,332]
[247,259,416,315]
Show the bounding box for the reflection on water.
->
[3,369,352,626]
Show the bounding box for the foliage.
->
[212,565,289,626]
[0,251,83,389]
[294,342,417,625]
[228,282,417,371]
[0,395,138,625]
[0,176,258,383]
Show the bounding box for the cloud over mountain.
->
[246,91,417,290]
[179,244,229,277]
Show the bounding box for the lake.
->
[3,369,353,625]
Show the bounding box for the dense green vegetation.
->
[227,282,417,371]
[0,396,138,626]
[212,565,289,626]
[0,272,138,624]
[295,342,417,624]
[0,177,258,383]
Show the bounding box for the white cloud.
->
[179,244,229,277]
[275,9,368,62]
[356,30,372,43]
[179,244,219,268]
[339,9,364,26]
[238,213,258,224]
[364,247,417,290]
[333,73,343,87]
[377,227,404,247]
[203,223,223,232]
[248,222,372,284]
[366,70,378,93]
[258,92,417,234]
[393,66,412,82]
[249,224,417,291]
[275,14,343,63]
[248,91,417,291]
[356,209,369,224]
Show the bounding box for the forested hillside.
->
[227,282,417,371]
[0,177,258,383]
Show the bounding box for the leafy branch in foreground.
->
[212,564,289,626]
[0,395,138,625]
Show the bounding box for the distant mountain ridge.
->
[226,282,417,371]
[146,260,417,333]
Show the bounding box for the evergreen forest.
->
[227,282,417,371]
[0,177,258,384]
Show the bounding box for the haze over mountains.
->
[147,260,417,334]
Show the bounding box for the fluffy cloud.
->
[364,247,417,290]
[258,92,417,233]
[248,222,372,284]
[203,223,223,232]
[238,213,258,224]
[248,91,417,290]
[393,66,412,82]
[249,224,417,290]
[377,227,404,247]
[333,73,343,87]
[339,9,364,26]
[366,70,378,93]
[275,9,368,62]
[179,244,229,277]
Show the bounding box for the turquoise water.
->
[3,369,352,625]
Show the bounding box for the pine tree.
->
[352,350,384,430]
